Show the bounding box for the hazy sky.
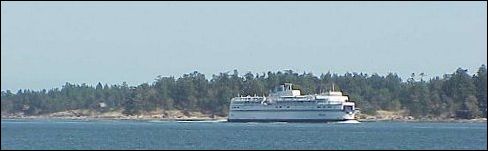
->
[1,1,487,91]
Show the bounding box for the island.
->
[2,65,487,122]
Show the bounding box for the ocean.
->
[1,119,486,150]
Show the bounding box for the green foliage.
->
[1,65,487,119]
[473,65,487,117]
[459,95,481,119]
[122,98,139,116]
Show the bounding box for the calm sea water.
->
[1,119,486,150]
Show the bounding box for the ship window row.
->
[236,99,264,101]
[275,101,316,104]
[317,106,338,109]
[274,106,290,108]
[231,106,240,109]
[233,101,261,104]
[276,100,315,103]
[233,100,322,104]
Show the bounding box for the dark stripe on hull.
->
[227,119,349,123]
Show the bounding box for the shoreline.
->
[2,116,486,123]
[0,109,227,122]
[357,118,487,123]
[2,109,486,123]
[0,116,228,122]
[0,116,226,122]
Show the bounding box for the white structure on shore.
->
[227,83,358,122]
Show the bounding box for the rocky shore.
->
[1,109,227,121]
[2,109,486,122]
[355,110,487,122]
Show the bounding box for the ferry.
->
[227,83,358,122]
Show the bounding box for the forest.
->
[1,65,486,119]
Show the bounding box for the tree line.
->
[1,65,486,119]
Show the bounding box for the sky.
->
[1,1,487,92]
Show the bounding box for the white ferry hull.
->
[228,83,358,123]
[227,110,355,122]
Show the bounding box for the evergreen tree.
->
[473,65,487,117]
